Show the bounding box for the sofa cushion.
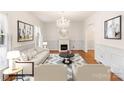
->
[35,47,45,54]
[29,48,37,56]
[20,52,28,61]
[30,56,42,65]
[19,48,49,64]
[30,50,49,65]
[19,49,37,61]
[25,49,37,60]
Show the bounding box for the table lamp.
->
[7,50,20,70]
[43,42,48,48]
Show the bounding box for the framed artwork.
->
[17,20,34,42]
[104,15,121,39]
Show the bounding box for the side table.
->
[3,67,24,81]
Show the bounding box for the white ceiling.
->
[31,11,95,23]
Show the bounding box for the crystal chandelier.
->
[56,16,70,29]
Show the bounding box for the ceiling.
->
[31,11,95,23]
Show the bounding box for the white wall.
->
[83,12,124,50]
[83,11,124,80]
[89,12,124,49]
[83,23,95,52]
[97,12,124,49]
[6,11,44,49]
[44,21,85,50]
[86,25,95,50]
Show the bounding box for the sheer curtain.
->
[0,13,8,68]
[34,26,43,48]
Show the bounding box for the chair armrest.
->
[16,61,34,63]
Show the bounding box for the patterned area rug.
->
[45,54,87,80]
[45,54,85,64]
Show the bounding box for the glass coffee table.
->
[59,52,74,65]
[59,51,74,80]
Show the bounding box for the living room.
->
[0,11,124,81]
[1,0,124,92]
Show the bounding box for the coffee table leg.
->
[15,70,24,81]
[3,74,4,81]
[22,70,24,81]
[16,73,18,81]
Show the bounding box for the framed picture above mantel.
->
[104,15,121,40]
[17,20,34,42]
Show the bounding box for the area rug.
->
[45,54,87,80]
[45,54,86,64]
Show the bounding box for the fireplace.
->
[61,44,68,50]
[59,40,69,51]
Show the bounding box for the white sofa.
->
[73,64,111,81]
[34,64,67,81]
[16,47,50,75]
[30,48,49,65]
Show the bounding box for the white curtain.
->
[0,13,8,68]
[34,26,43,48]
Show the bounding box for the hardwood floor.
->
[50,50,122,81]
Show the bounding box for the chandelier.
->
[56,16,70,29]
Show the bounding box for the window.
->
[0,13,8,68]
[34,26,43,48]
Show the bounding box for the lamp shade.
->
[43,42,47,45]
[7,50,20,59]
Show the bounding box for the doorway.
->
[87,24,94,50]
[85,24,95,60]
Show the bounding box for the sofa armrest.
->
[74,64,111,81]
[16,61,34,76]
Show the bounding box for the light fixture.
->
[7,50,20,69]
[56,16,70,29]
[42,42,48,48]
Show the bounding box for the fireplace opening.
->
[61,44,68,50]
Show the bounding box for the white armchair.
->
[34,64,67,81]
[74,64,111,81]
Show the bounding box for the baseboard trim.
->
[50,50,59,53]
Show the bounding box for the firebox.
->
[61,44,68,50]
